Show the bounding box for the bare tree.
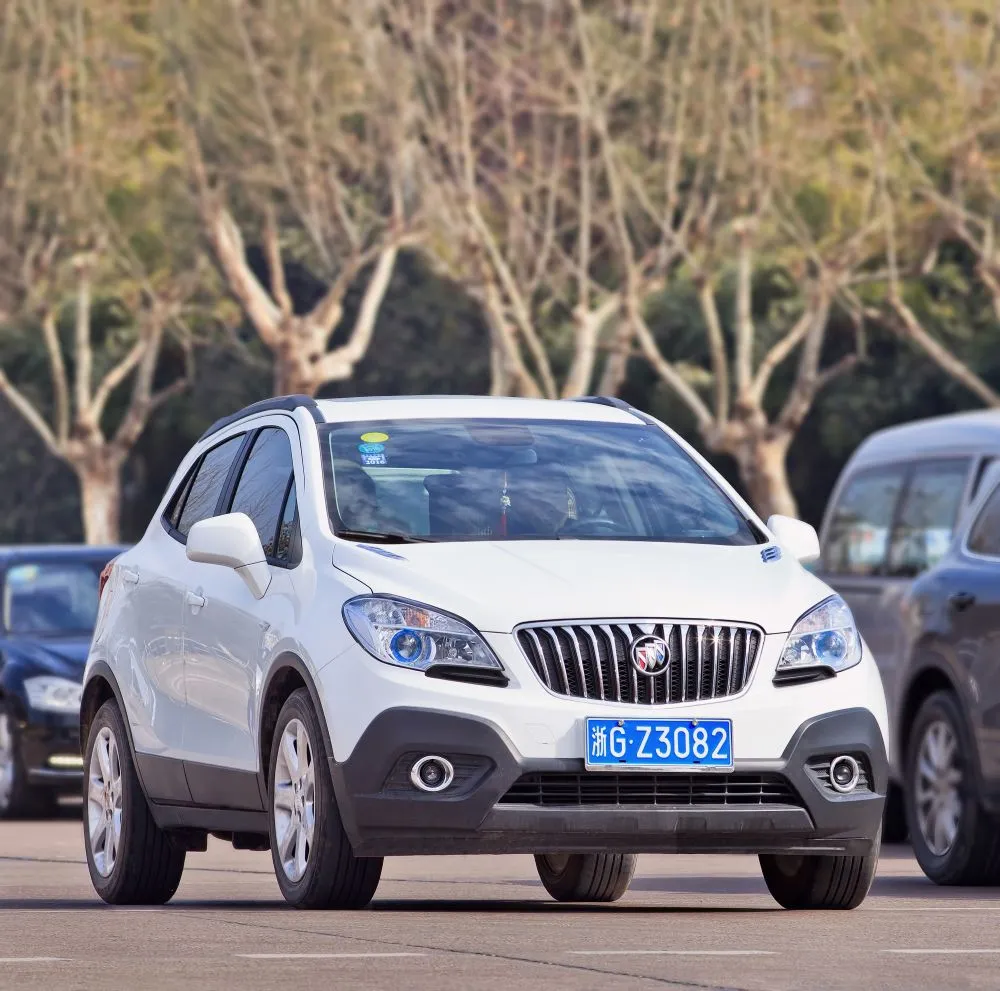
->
[0,0,202,543]
[838,0,1000,407]
[169,0,422,397]
[398,0,625,398]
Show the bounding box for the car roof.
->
[0,544,127,564]
[849,409,1000,467]
[315,395,642,425]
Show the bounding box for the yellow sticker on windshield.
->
[360,431,389,444]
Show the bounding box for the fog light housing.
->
[410,755,455,793]
[829,755,861,794]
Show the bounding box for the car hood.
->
[0,636,91,679]
[332,540,834,634]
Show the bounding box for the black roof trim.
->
[568,395,654,424]
[197,395,324,443]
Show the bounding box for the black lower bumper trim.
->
[330,706,887,858]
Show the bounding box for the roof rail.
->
[569,395,655,423]
[197,395,323,443]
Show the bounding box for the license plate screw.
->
[617,719,624,727]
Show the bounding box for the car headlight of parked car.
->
[23,675,84,713]
[776,595,862,677]
[343,595,503,673]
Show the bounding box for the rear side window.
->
[227,427,298,562]
[175,435,245,538]
[886,459,970,577]
[823,467,906,575]
[967,483,1000,558]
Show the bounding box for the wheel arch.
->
[80,662,147,795]
[898,659,975,780]
[257,653,335,799]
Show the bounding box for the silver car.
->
[817,409,1000,839]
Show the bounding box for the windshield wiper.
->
[335,529,436,544]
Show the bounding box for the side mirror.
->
[186,513,271,599]
[766,514,821,565]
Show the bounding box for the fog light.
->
[410,755,454,793]
[829,755,861,793]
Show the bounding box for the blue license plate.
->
[585,717,733,769]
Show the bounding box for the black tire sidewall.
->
[904,690,981,883]
[267,689,333,905]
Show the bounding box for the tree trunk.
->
[723,431,798,521]
[597,321,632,396]
[77,464,122,545]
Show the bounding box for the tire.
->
[83,700,186,905]
[904,690,1000,885]
[268,688,382,909]
[759,832,880,910]
[0,702,58,819]
[534,853,636,903]
[882,782,909,844]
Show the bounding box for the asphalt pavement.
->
[3,805,1000,990]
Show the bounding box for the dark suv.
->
[895,462,1000,883]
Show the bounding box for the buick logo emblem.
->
[630,635,669,676]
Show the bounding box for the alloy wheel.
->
[0,711,13,812]
[273,718,315,883]
[87,727,123,877]
[914,719,963,857]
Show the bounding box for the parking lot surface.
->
[3,809,1000,990]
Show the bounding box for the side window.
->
[275,483,301,564]
[887,459,970,577]
[823,466,906,576]
[967,483,1000,557]
[165,464,198,531]
[176,434,246,539]
[228,427,296,561]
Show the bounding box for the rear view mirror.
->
[766,515,821,565]
[186,513,271,598]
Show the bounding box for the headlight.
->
[23,676,83,713]
[776,595,862,676]
[343,596,503,673]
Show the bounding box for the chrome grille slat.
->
[600,625,622,701]
[679,623,689,702]
[517,619,762,706]
[541,627,570,694]
[582,626,605,700]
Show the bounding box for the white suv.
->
[80,394,888,910]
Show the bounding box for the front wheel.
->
[83,700,185,904]
[268,689,382,909]
[534,853,636,903]
[759,834,880,910]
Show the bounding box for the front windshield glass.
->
[321,418,759,545]
[2,560,108,636]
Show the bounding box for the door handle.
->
[185,591,206,610]
[949,591,976,611]
[120,567,139,585]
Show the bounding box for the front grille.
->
[499,772,802,808]
[516,621,763,704]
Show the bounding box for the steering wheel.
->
[558,517,625,536]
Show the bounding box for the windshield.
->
[320,418,759,545]
[2,559,109,636]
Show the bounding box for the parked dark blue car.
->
[0,545,125,817]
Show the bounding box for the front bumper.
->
[8,699,83,789]
[330,706,887,858]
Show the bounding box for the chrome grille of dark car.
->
[499,772,802,808]
[515,621,763,704]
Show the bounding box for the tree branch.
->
[41,307,70,444]
[0,364,61,456]
[263,204,294,317]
